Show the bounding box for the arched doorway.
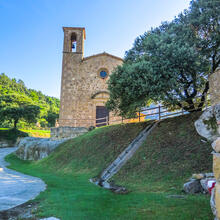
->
[96,106,109,127]
[91,91,110,127]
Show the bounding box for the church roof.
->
[83,52,124,62]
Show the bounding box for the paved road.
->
[0,147,46,211]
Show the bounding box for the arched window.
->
[71,33,77,52]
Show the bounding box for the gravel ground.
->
[0,147,46,212]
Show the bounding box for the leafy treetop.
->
[106,0,220,117]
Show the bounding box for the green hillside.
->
[0,73,60,128]
[6,113,213,219]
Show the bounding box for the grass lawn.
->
[20,129,50,138]
[0,128,50,139]
[6,113,213,219]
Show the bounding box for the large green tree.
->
[0,94,40,128]
[0,73,60,128]
[107,0,220,117]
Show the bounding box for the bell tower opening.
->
[71,33,77,53]
[62,27,86,58]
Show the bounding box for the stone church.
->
[58,27,123,127]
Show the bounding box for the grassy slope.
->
[114,113,211,190]
[6,113,213,220]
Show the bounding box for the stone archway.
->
[91,91,110,127]
[91,91,110,100]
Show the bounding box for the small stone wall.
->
[50,126,88,140]
[213,138,220,219]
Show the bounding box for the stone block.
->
[215,182,220,219]
[209,69,220,105]
[213,153,220,181]
[213,138,220,153]
[183,180,203,194]
[192,173,205,180]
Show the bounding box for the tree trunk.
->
[13,119,18,129]
[197,81,209,110]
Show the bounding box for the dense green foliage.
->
[0,73,60,128]
[107,0,220,117]
[0,94,40,128]
[6,113,213,219]
[0,128,28,143]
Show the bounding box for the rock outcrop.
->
[16,137,64,161]
[194,101,220,219]
[195,105,220,141]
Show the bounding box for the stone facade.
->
[194,69,220,219]
[209,69,220,220]
[59,27,123,127]
[209,69,220,106]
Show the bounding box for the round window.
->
[99,69,108,79]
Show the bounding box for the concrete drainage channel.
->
[90,122,158,193]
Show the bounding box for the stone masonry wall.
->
[210,69,220,219]
[209,69,220,106]
[50,127,88,140]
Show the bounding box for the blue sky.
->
[0,0,191,98]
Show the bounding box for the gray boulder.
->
[195,105,220,141]
[16,137,64,161]
[214,103,220,123]
[183,180,203,194]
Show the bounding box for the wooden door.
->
[96,106,109,127]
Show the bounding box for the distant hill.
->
[0,73,60,128]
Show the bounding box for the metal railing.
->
[60,95,210,127]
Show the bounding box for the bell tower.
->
[59,27,86,126]
[62,27,86,58]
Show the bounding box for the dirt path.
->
[0,147,46,211]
